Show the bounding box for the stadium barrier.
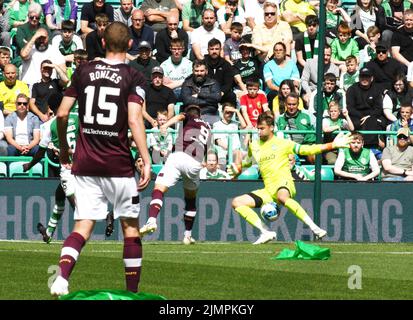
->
[0,179,411,242]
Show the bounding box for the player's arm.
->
[295,132,353,156]
[128,101,151,191]
[57,96,76,168]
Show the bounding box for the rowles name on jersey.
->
[88,64,122,84]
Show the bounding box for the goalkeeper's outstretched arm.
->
[296,132,353,156]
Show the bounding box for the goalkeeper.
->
[229,103,353,245]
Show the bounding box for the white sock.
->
[184,230,192,238]
[303,215,319,232]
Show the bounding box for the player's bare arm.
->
[128,101,151,191]
[57,96,76,169]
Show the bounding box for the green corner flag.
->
[59,289,167,300]
[272,240,331,261]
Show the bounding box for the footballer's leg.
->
[232,190,276,245]
[182,188,197,245]
[140,184,169,236]
[51,220,95,296]
[277,187,327,240]
[38,184,66,243]
[121,217,142,292]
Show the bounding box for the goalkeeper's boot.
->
[253,231,276,245]
[314,228,327,240]
[139,218,157,236]
[37,223,52,244]
[182,236,196,245]
[105,211,115,237]
[50,276,69,297]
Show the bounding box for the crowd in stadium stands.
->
[1,0,413,180]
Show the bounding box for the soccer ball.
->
[260,202,280,222]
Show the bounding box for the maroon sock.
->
[148,189,164,219]
[184,197,196,231]
[184,215,195,231]
[123,237,142,293]
[59,232,86,280]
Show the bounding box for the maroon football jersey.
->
[174,114,212,163]
[65,59,146,177]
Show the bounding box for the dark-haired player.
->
[140,105,211,245]
[50,22,151,296]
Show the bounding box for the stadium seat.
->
[0,162,7,177]
[8,161,43,178]
[302,165,335,181]
[238,165,259,180]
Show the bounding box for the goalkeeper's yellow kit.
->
[244,136,328,202]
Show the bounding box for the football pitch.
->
[0,240,412,300]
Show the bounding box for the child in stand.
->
[224,22,243,65]
[147,110,174,164]
[339,55,359,92]
[359,26,381,65]
[331,22,359,74]
[322,101,354,164]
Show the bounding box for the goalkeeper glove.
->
[227,163,242,179]
[332,132,353,149]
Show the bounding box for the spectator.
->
[263,41,300,106]
[216,0,246,36]
[181,59,221,125]
[20,27,66,88]
[381,127,413,181]
[301,44,339,106]
[155,14,189,63]
[325,0,351,40]
[384,103,413,146]
[147,110,174,164]
[309,72,346,117]
[252,2,293,61]
[0,0,10,47]
[161,38,193,100]
[200,150,231,179]
[182,0,214,33]
[191,8,225,60]
[346,67,387,152]
[339,55,359,92]
[140,0,179,33]
[334,131,380,180]
[0,110,7,155]
[127,9,155,61]
[350,0,379,50]
[204,38,237,105]
[212,102,246,169]
[244,0,266,31]
[143,66,176,129]
[15,3,51,55]
[382,74,413,123]
[129,40,160,84]
[273,79,304,119]
[365,41,404,90]
[322,101,355,164]
[114,0,135,26]
[51,20,84,69]
[29,59,68,123]
[80,0,114,38]
[359,25,381,64]
[391,9,413,69]
[224,22,243,65]
[43,0,78,33]
[0,64,30,117]
[9,0,32,30]
[295,15,319,72]
[0,45,10,82]
[4,93,40,156]
[240,78,269,128]
[330,22,359,73]
[280,0,317,36]
[85,13,109,60]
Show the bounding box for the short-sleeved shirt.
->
[233,57,261,84]
[381,145,413,179]
[175,113,212,163]
[331,38,359,62]
[80,3,114,31]
[39,113,79,151]
[144,84,176,126]
[64,59,146,177]
[391,27,413,63]
[216,6,246,26]
[182,1,214,29]
[140,0,177,32]
[263,59,300,92]
[32,79,62,115]
[0,80,30,114]
[191,26,226,56]
[224,38,242,62]
[240,93,268,127]
[43,0,78,24]
[160,57,193,82]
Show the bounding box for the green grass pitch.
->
[0,240,412,300]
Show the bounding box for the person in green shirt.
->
[331,21,359,74]
[334,131,380,180]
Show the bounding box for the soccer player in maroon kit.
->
[140,105,212,244]
[50,22,151,296]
